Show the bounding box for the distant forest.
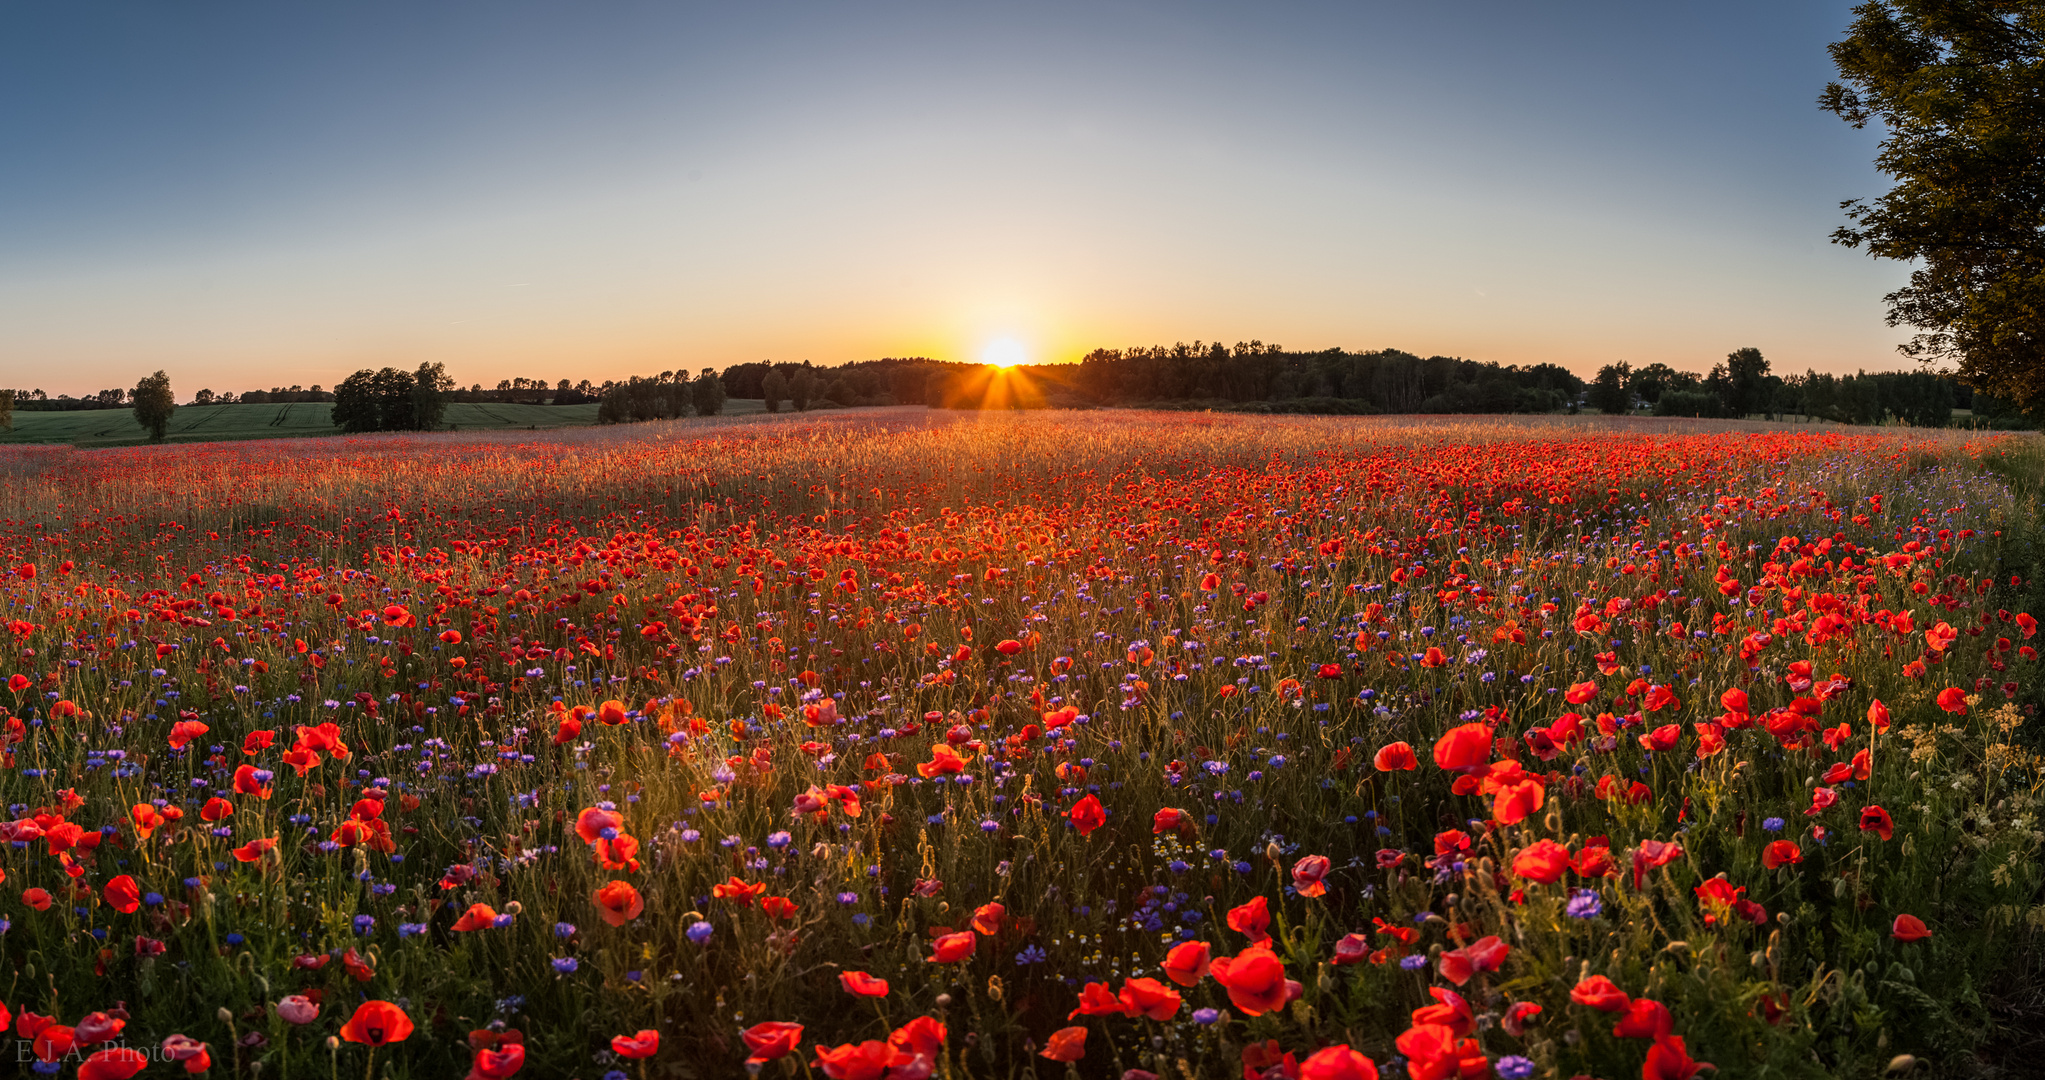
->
[9,342,2036,430]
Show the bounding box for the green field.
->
[0,398,768,447]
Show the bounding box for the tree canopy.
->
[1823,0,2045,410]
[131,370,175,443]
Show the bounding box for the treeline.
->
[330,364,453,433]
[593,370,727,422]
[4,388,138,411]
[1588,353,2036,427]
[1045,342,1584,413]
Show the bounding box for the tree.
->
[1823,1,2045,410]
[1724,347,1770,416]
[0,389,12,432]
[411,362,452,430]
[691,368,727,416]
[132,370,176,443]
[332,370,381,432]
[371,367,416,431]
[790,369,817,412]
[761,370,786,413]
[193,389,216,406]
[1590,362,1633,414]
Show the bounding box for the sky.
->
[0,1,1913,397]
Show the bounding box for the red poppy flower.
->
[1643,1034,1712,1080]
[1892,913,1932,942]
[75,1012,124,1046]
[339,1001,414,1047]
[1411,986,1473,1037]
[839,970,889,997]
[1227,895,1272,944]
[926,930,976,963]
[232,764,272,800]
[451,903,499,931]
[103,875,141,914]
[1068,981,1126,1019]
[1291,854,1331,897]
[31,1024,77,1063]
[1393,1023,1486,1080]
[1210,946,1294,1016]
[1331,932,1369,966]
[469,1043,525,1079]
[1761,840,1802,869]
[611,1030,659,1059]
[1502,1001,1542,1037]
[1638,724,1680,752]
[160,1034,212,1074]
[200,797,234,822]
[885,1016,944,1061]
[713,877,767,907]
[1937,687,1968,714]
[78,1047,149,1080]
[1631,838,1684,889]
[1067,793,1106,837]
[995,638,1023,655]
[1492,777,1545,824]
[233,837,277,863]
[1117,976,1182,1020]
[1612,997,1674,1039]
[168,719,209,749]
[1858,805,1894,841]
[593,880,643,926]
[814,1040,912,1079]
[916,744,972,778]
[242,730,276,755]
[1432,723,1492,771]
[1565,680,1599,704]
[1570,975,1630,1012]
[1510,839,1572,884]
[742,1022,803,1066]
[970,902,1004,936]
[1436,935,1508,986]
[1162,940,1211,986]
[1300,1044,1379,1080]
[1039,1026,1087,1063]
[1372,741,1419,771]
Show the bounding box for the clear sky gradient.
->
[0,1,1909,396]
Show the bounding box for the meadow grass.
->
[0,412,2037,1080]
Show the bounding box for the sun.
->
[981,338,1027,368]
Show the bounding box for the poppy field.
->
[0,411,2040,1080]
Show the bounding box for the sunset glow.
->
[981,338,1026,368]
[0,3,1910,395]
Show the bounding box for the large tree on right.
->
[1823,1,2045,410]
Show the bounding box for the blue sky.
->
[0,1,1907,396]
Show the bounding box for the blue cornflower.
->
[1566,888,1604,919]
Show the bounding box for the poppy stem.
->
[364,1046,376,1080]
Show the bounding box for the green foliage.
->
[691,368,728,416]
[131,369,176,442]
[0,389,12,432]
[411,361,453,431]
[1591,362,1634,414]
[1823,0,2045,410]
